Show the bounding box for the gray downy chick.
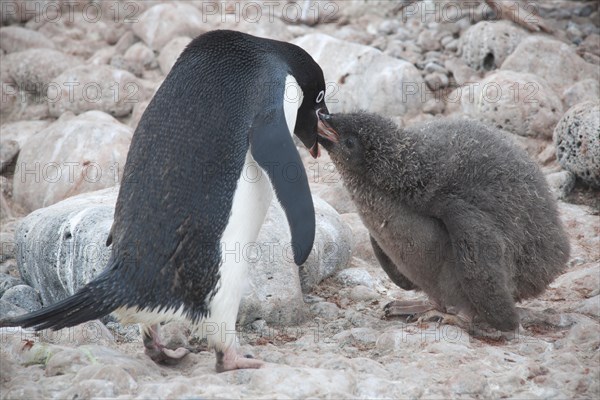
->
[316,112,570,332]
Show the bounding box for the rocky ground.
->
[0,1,599,399]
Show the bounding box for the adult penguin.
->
[0,30,331,372]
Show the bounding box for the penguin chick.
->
[316,112,570,332]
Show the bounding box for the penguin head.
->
[280,44,330,158]
[295,83,329,159]
[317,112,399,176]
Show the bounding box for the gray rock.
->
[61,379,118,399]
[0,0,52,24]
[87,47,117,66]
[0,26,55,53]
[124,42,156,68]
[114,32,138,55]
[307,155,356,214]
[460,21,526,71]
[48,65,144,117]
[1,140,19,172]
[132,2,206,51]
[424,72,449,90]
[248,366,355,398]
[15,188,117,305]
[457,70,563,138]
[348,327,379,344]
[424,62,447,75]
[4,48,81,93]
[546,171,576,200]
[105,321,142,343]
[575,296,600,318]
[562,79,600,110]
[292,33,424,119]
[502,36,600,94]
[341,213,375,263]
[157,36,192,75]
[310,302,340,320]
[1,284,41,312]
[348,285,378,302]
[335,268,376,288]
[73,365,137,394]
[298,197,353,292]
[444,56,479,86]
[12,111,132,212]
[423,97,445,115]
[554,101,600,188]
[444,38,459,52]
[0,120,51,147]
[237,202,307,326]
[15,188,350,326]
[129,100,151,129]
[0,299,27,318]
[0,275,23,297]
[385,41,421,65]
[121,42,156,77]
[417,30,440,52]
[2,260,17,280]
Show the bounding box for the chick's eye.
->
[345,137,355,149]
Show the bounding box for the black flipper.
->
[0,264,119,331]
[249,106,315,266]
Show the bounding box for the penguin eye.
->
[345,137,356,149]
[316,90,324,103]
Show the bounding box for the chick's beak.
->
[316,109,339,143]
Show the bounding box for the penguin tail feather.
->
[0,275,117,331]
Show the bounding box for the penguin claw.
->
[145,346,191,365]
[215,349,265,372]
[383,300,434,321]
[415,310,468,329]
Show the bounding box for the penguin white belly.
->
[200,150,273,350]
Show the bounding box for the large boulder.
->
[460,21,527,71]
[0,26,55,53]
[562,79,600,110]
[0,120,52,147]
[157,36,192,75]
[3,48,81,94]
[501,36,600,95]
[292,33,424,119]
[0,120,52,173]
[456,70,563,138]
[12,111,133,212]
[15,188,352,326]
[47,65,145,117]
[554,101,600,188]
[132,2,206,51]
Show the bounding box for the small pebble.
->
[310,302,341,320]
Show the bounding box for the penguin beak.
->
[309,141,321,158]
[316,109,339,144]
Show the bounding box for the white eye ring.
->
[316,90,325,103]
